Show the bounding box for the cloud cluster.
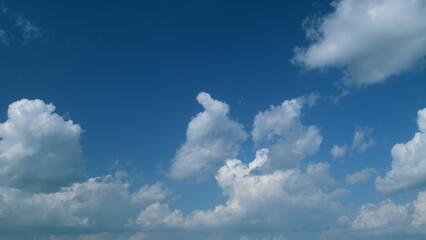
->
[376,108,426,194]
[293,0,426,87]
[251,94,322,170]
[0,99,170,239]
[330,126,375,159]
[169,92,247,181]
[0,99,84,192]
[140,148,340,231]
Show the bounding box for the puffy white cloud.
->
[139,149,339,230]
[251,94,322,170]
[0,99,84,192]
[0,174,169,236]
[169,92,247,181]
[351,200,409,231]
[345,168,377,185]
[330,145,346,159]
[376,108,426,194]
[293,0,426,87]
[323,190,426,239]
[352,127,375,153]
[412,191,426,227]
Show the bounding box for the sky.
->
[1,0,426,239]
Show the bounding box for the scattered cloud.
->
[0,5,42,45]
[15,15,42,43]
[251,93,322,170]
[376,108,426,194]
[330,126,375,159]
[293,0,426,87]
[0,99,84,193]
[352,126,375,153]
[169,92,247,181]
[330,145,347,159]
[345,168,377,185]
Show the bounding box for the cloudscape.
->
[1,0,426,239]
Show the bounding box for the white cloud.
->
[0,174,169,236]
[376,108,426,194]
[412,191,426,227]
[330,145,346,159]
[345,168,377,185]
[251,94,322,170]
[351,199,409,231]
[323,190,426,239]
[293,0,426,87]
[169,92,247,181]
[0,99,84,193]
[139,149,339,230]
[352,127,375,153]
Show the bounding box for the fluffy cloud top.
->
[376,108,426,194]
[0,174,169,237]
[139,149,339,230]
[0,99,84,192]
[351,199,409,231]
[251,94,322,170]
[169,92,247,181]
[293,0,426,87]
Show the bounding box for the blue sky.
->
[1,0,426,239]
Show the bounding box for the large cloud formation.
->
[251,94,322,171]
[376,108,426,194]
[293,0,426,87]
[0,99,84,192]
[169,92,247,181]
[139,149,340,231]
[0,99,171,239]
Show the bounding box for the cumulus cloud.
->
[0,174,169,237]
[251,94,322,170]
[140,149,339,231]
[0,99,84,192]
[293,0,426,87]
[345,168,377,185]
[169,92,247,181]
[330,145,346,159]
[351,200,409,231]
[376,108,426,194]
